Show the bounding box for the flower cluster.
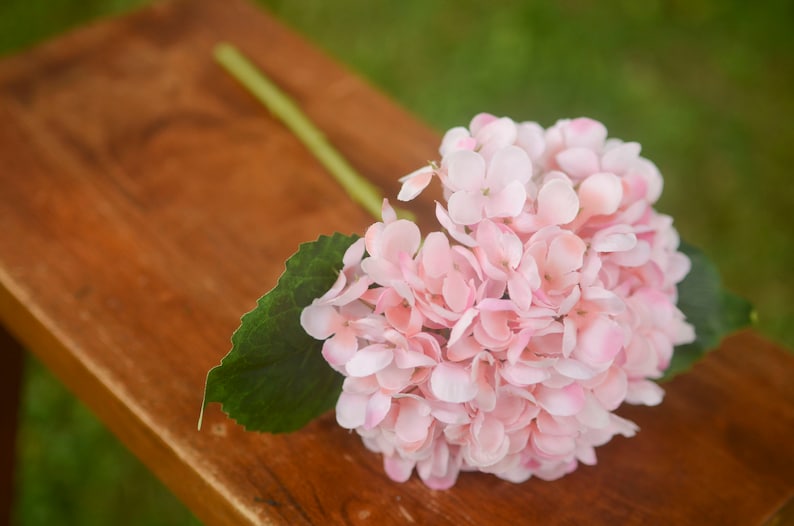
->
[300,115,695,489]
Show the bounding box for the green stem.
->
[214,42,413,222]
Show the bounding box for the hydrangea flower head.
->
[301,114,695,489]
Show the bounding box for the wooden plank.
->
[0,0,791,524]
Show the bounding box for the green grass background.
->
[2,0,792,524]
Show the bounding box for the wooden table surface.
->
[1,0,792,524]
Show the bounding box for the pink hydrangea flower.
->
[301,115,694,489]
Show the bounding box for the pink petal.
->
[534,459,578,481]
[564,118,607,149]
[515,258,541,302]
[360,257,401,287]
[536,411,579,435]
[506,329,533,363]
[447,335,483,362]
[580,252,602,285]
[576,445,597,465]
[667,251,692,284]
[516,121,546,161]
[335,392,368,428]
[394,278,417,308]
[399,256,427,291]
[535,383,586,416]
[300,304,342,339]
[475,117,518,159]
[593,367,628,410]
[578,172,623,217]
[609,414,640,438]
[376,365,414,391]
[576,394,610,429]
[506,276,532,313]
[440,126,473,157]
[418,299,456,327]
[532,431,576,457]
[503,230,524,269]
[624,337,659,373]
[591,231,637,253]
[576,317,624,365]
[448,190,484,225]
[469,112,499,135]
[625,379,665,406]
[383,455,415,483]
[609,240,651,267]
[418,441,461,490]
[321,330,358,366]
[472,416,507,456]
[395,398,433,443]
[342,375,379,395]
[328,275,371,306]
[421,231,452,278]
[431,402,470,425]
[486,145,533,188]
[554,358,597,380]
[601,141,641,173]
[385,303,423,336]
[418,443,450,483]
[430,362,478,403]
[442,272,470,313]
[380,219,421,262]
[345,344,394,377]
[581,286,625,314]
[475,220,512,279]
[364,390,392,429]
[484,180,527,219]
[316,272,347,303]
[458,137,478,151]
[414,333,444,362]
[500,362,550,386]
[364,222,385,257]
[448,308,478,346]
[556,147,600,178]
[380,198,397,223]
[558,286,581,315]
[546,231,587,275]
[435,203,478,247]
[452,245,483,279]
[507,432,530,455]
[342,237,366,268]
[632,158,663,203]
[562,317,577,357]
[479,309,512,342]
[398,166,434,201]
[446,149,486,191]
[392,345,436,369]
[473,375,497,412]
[537,179,580,225]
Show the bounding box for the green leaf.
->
[201,232,359,432]
[661,241,754,381]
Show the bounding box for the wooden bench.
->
[1,0,792,523]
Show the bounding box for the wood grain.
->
[0,0,792,524]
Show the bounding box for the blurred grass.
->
[14,358,202,526]
[2,0,792,524]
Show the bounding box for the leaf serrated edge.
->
[199,232,358,431]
